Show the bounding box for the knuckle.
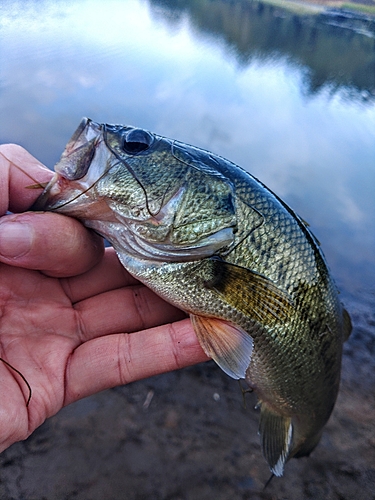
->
[117,333,133,385]
[129,286,149,332]
[168,322,184,370]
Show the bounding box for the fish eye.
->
[122,128,154,154]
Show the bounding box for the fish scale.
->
[32,118,351,476]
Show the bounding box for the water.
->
[1,0,374,312]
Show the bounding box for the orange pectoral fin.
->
[190,315,253,380]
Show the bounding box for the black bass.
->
[33,118,351,476]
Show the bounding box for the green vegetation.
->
[255,0,324,15]
[341,2,375,14]
[251,0,375,17]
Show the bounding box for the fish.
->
[33,117,352,476]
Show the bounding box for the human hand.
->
[0,144,208,452]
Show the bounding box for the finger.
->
[0,144,53,214]
[64,318,210,405]
[75,284,187,340]
[0,212,104,277]
[61,247,139,303]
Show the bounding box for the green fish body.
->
[34,118,351,476]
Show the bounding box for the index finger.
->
[0,144,53,214]
[64,318,210,405]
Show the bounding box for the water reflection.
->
[148,0,375,100]
[0,0,374,304]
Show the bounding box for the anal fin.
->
[190,314,253,380]
[259,403,293,477]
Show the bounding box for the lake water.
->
[1,0,374,316]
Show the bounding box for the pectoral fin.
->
[259,403,293,477]
[205,258,293,324]
[190,315,253,380]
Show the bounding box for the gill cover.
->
[99,124,238,248]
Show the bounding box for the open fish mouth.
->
[31,119,109,213]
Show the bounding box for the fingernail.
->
[0,222,33,258]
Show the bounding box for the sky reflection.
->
[1,0,374,306]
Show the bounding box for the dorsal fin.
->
[343,308,352,341]
[259,403,293,477]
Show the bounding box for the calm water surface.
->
[1,0,374,314]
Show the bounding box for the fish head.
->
[33,118,237,261]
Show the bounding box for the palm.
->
[0,261,80,445]
[0,247,191,452]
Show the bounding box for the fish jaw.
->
[54,117,103,181]
[32,119,118,222]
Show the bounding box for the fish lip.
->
[67,117,102,147]
[30,173,81,212]
[31,118,104,211]
[62,118,102,170]
[30,172,60,211]
[69,117,90,144]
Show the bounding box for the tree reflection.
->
[148,0,375,101]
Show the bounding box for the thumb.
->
[0,212,104,277]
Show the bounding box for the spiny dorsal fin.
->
[205,258,294,325]
[343,308,352,341]
[259,403,293,477]
[190,315,253,380]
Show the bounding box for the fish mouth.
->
[31,118,105,212]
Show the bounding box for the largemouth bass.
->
[33,118,351,476]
